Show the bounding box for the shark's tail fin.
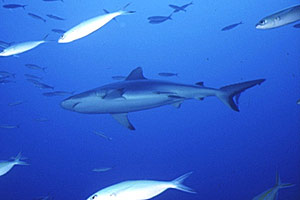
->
[216,79,265,111]
[171,172,196,194]
[12,152,29,166]
[276,172,295,189]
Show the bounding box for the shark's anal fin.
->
[103,88,126,99]
[111,113,135,130]
[125,67,146,81]
[172,101,183,108]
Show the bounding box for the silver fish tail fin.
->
[120,2,135,15]
[171,172,196,193]
[12,152,29,165]
[276,172,295,189]
[216,79,265,111]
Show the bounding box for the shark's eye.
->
[91,195,98,199]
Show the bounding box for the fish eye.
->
[260,19,267,25]
[91,195,98,199]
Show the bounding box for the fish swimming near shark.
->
[87,172,195,200]
[221,22,243,31]
[3,4,27,10]
[46,14,65,21]
[0,153,28,177]
[0,35,49,57]
[58,3,135,43]
[28,12,46,22]
[169,2,193,13]
[148,14,173,24]
[256,4,300,29]
[61,67,265,130]
[252,172,294,200]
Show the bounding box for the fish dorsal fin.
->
[111,113,135,130]
[103,9,110,14]
[195,82,204,86]
[125,67,146,81]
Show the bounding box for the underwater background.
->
[0,0,299,199]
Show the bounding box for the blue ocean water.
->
[0,0,299,199]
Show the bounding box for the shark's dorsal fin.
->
[111,113,135,130]
[125,67,146,81]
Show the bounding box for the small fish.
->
[252,172,294,200]
[256,5,300,29]
[24,74,43,80]
[58,3,135,43]
[0,153,28,177]
[92,130,112,141]
[221,22,243,31]
[0,124,19,129]
[46,14,65,20]
[43,0,64,2]
[169,2,193,13]
[35,118,49,122]
[0,35,49,57]
[0,71,15,78]
[42,91,74,97]
[26,79,54,89]
[28,13,46,22]
[148,14,173,24]
[0,79,15,84]
[92,167,112,172]
[8,101,24,106]
[51,29,66,34]
[87,172,195,200]
[25,64,47,72]
[3,4,27,9]
[297,99,300,104]
[293,23,300,28]
[158,72,178,77]
[112,75,126,80]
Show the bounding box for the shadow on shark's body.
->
[61,67,265,130]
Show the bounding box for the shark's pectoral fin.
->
[111,113,135,130]
[103,88,126,99]
[172,101,183,108]
[168,95,185,99]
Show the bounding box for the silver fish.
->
[256,5,300,29]
[92,167,112,172]
[0,124,19,129]
[46,14,65,20]
[92,130,112,141]
[43,91,74,97]
[28,13,46,22]
[158,72,178,77]
[25,64,47,72]
[221,22,243,31]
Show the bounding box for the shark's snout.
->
[60,97,79,111]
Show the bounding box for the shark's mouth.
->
[72,102,82,109]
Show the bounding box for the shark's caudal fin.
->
[216,79,265,111]
[171,172,196,193]
[276,172,295,189]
